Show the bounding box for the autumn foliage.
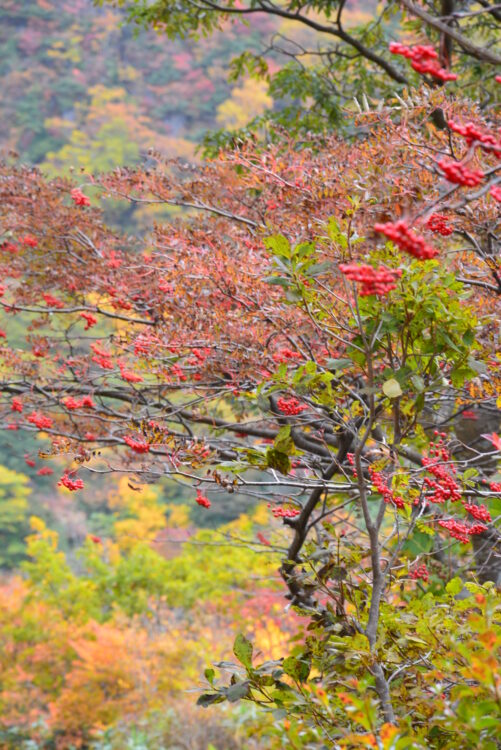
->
[0,3,500,747]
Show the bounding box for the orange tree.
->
[0,74,500,745]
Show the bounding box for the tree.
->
[0,465,31,569]
[101,0,501,138]
[0,57,500,746]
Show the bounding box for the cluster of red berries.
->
[195,489,211,508]
[37,467,54,476]
[422,437,461,504]
[437,158,484,187]
[92,354,113,370]
[20,235,38,247]
[123,435,150,454]
[27,411,53,430]
[368,465,405,508]
[133,333,160,356]
[119,366,143,383]
[58,472,84,492]
[272,348,302,364]
[170,364,187,382]
[426,213,454,236]
[463,503,491,523]
[277,397,308,416]
[374,220,438,260]
[63,395,95,410]
[339,263,402,296]
[490,186,501,202]
[389,42,457,82]
[11,398,23,413]
[80,311,98,329]
[256,531,271,546]
[346,452,357,477]
[269,504,301,518]
[469,523,489,535]
[447,120,501,158]
[1,241,18,254]
[437,518,486,544]
[410,563,429,583]
[42,293,65,309]
[71,188,91,207]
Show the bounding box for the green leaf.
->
[226,681,250,702]
[204,668,215,685]
[326,358,352,371]
[274,425,293,454]
[197,692,225,707]
[446,577,463,596]
[233,633,253,668]
[282,655,310,682]
[264,234,291,258]
[266,448,291,475]
[410,374,424,392]
[264,276,290,287]
[382,378,403,399]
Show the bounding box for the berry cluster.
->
[277,397,308,416]
[447,120,501,158]
[437,158,484,187]
[119,366,143,383]
[11,398,23,413]
[269,504,301,518]
[71,188,91,207]
[58,472,84,492]
[63,395,95,410]
[374,220,438,260]
[123,435,150,453]
[389,42,457,82]
[490,185,501,202]
[410,563,429,583]
[463,503,491,523]
[42,293,65,309]
[422,436,461,504]
[92,354,114,370]
[1,241,18,254]
[195,489,211,508]
[339,263,402,296]
[20,235,38,248]
[80,311,98,329]
[27,411,53,430]
[438,518,486,544]
[346,452,357,477]
[368,465,405,508]
[272,348,302,364]
[426,213,453,236]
